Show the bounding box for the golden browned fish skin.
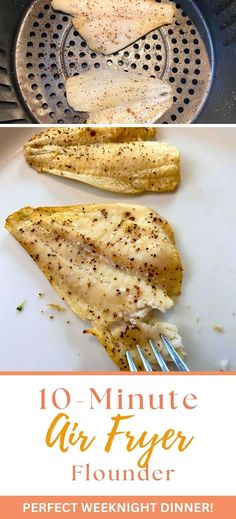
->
[24,141,180,194]
[26,127,157,148]
[51,0,175,55]
[66,69,173,124]
[5,204,183,370]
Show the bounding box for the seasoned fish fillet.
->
[5,204,183,370]
[24,141,180,194]
[51,0,175,55]
[26,127,156,148]
[66,69,173,124]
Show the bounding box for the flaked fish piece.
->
[26,127,156,148]
[24,141,180,194]
[66,69,173,124]
[5,203,183,370]
[89,320,184,371]
[51,0,175,55]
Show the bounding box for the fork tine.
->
[149,339,170,372]
[161,334,190,372]
[126,350,138,372]
[136,344,153,372]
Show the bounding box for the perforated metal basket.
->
[0,0,236,124]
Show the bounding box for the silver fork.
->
[126,334,189,372]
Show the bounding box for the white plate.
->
[0,127,235,371]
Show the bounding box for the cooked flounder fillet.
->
[24,141,180,194]
[51,0,175,55]
[26,127,156,148]
[66,69,173,124]
[5,204,183,370]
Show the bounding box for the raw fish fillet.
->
[66,68,173,124]
[51,0,175,55]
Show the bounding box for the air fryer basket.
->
[0,0,235,124]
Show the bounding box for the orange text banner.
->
[0,496,235,519]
